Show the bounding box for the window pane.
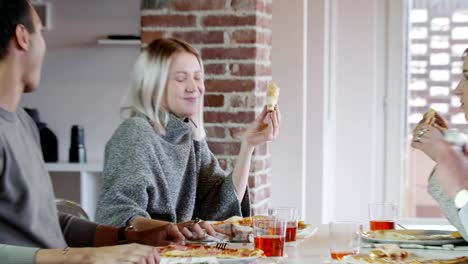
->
[431,17,450,31]
[411,9,428,23]
[431,36,450,49]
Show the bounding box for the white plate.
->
[160,256,259,264]
[361,230,466,246]
[296,226,318,239]
[343,253,426,264]
[343,253,468,264]
[218,256,260,263]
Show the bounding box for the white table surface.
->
[251,224,468,263]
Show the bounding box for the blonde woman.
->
[95,38,280,238]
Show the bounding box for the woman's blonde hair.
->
[124,38,205,140]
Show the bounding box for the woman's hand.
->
[176,218,217,239]
[411,122,449,162]
[411,112,449,161]
[243,105,281,148]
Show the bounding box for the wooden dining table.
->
[252,224,468,263]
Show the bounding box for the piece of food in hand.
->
[423,108,437,126]
[266,81,280,112]
[422,108,448,129]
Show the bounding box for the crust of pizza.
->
[422,108,448,129]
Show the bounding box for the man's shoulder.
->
[16,108,37,132]
[0,108,37,140]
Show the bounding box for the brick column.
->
[141,0,273,214]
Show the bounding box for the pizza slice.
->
[158,245,263,259]
[370,244,409,260]
[266,81,280,112]
[352,244,468,264]
[422,108,448,129]
[423,108,437,126]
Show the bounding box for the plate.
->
[361,230,466,246]
[343,253,468,264]
[160,256,259,264]
[343,253,417,264]
[296,226,318,239]
[218,256,260,263]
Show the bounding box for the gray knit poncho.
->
[427,173,468,241]
[95,113,250,226]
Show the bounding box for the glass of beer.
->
[268,207,299,242]
[368,203,398,231]
[252,217,287,257]
[329,221,362,260]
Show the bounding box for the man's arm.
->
[59,212,130,246]
[59,212,184,247]
[34,244,160,264]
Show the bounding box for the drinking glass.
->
[329,221,361,260]
[268,207,299,242]
[252,218,287,257]
[368,203,398,231]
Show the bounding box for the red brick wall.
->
[141,0,272,215]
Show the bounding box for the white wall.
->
[270,0,306,214]
[271,0,388,224]
[21,0,141,162]
[331,0,386,222]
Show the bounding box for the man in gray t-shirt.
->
[0,1,184,263]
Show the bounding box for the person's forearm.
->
[131,216,171,231]
[232,142,255,201]
[35,248,90,264]
[435,147,468,197]
[435,142,458,164]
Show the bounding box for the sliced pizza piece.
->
[423,108,436,126]
[158,245,263,259]
[266,81,280,112]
